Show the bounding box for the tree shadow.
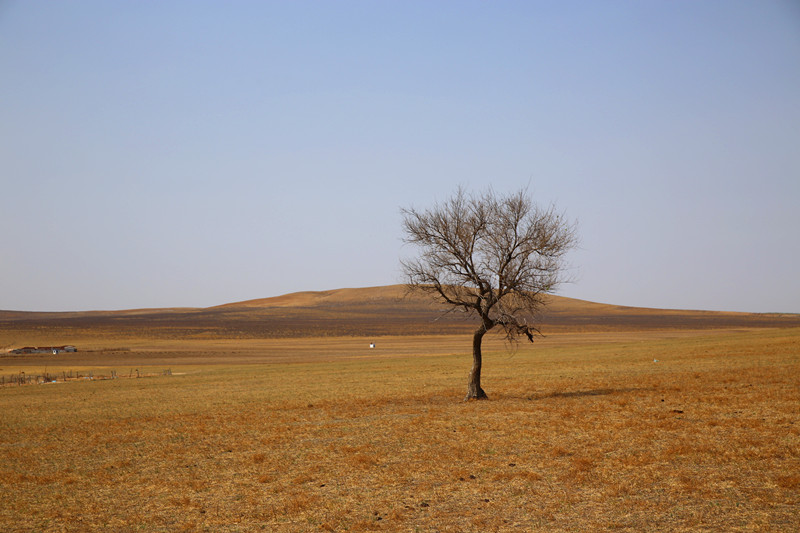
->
[530,387,645,400]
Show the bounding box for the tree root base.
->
[464,390,489,401]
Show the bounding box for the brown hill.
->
[1,285,798,342]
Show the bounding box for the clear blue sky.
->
[2,1,799,313]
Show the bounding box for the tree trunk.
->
[465,326,489,401]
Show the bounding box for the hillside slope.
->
[2,285,798,341]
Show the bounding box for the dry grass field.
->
[1,287,799,532]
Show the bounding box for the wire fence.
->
[1,368,173,387]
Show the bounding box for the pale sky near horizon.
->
[2,1,799,313]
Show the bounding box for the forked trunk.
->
[465,326,489,401]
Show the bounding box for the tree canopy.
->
[401,186,577,399]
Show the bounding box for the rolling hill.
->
[1,285,799,343]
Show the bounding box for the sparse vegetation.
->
[1,326,798,532]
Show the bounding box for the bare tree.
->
[401,187,578,400]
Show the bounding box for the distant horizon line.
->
[2,284,797,316]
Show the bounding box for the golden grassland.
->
[1,327,798,532]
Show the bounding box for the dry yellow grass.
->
[1,327,798,532]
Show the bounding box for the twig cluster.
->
[401,186,577,344]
